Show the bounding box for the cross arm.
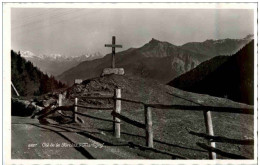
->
[105,44,123,48]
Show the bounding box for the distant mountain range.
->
[57,35,253,85]
[20,51,104,76]
[168,40,254,105]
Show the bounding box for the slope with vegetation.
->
[11,50,66,96]
[168,40,254,105]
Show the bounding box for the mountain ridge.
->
[57,35,253,85]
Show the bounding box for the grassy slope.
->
[11,50,66,96]
[65,74,253,159]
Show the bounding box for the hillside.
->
[57,36,252,85]
[11,50,66,96]
[168,40,254,105]
[12,74,253,159]
[64,74,253,159]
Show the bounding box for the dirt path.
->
[11,116,144,159]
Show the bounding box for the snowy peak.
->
[20,51,104,76]
[20,51,43,59]
[21,51,103,62]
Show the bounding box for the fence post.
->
[74,98,78,123]
[113,88,121,138]
[145,105,153,148]
[203,110,216,159]
[58,94,62,113]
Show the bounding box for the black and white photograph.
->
[2,2,258,164]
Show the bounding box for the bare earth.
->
[11,116,146,159]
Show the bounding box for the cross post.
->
[105,36,122,68]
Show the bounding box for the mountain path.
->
[11,116,144,159]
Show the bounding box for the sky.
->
[11,8,254,57]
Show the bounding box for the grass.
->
[61,74,253,159]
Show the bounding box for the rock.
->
[74,79,83,84]
[101,68,124,76]
[42,98,57,107]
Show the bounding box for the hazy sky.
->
[11,8,254,57]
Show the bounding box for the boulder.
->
[101,68,124,76]
[42,98,57,107]
[74,79,83,84]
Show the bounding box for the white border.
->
[2,2,258,165]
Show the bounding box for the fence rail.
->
[57,88,254,160]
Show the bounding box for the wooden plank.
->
[58,94,62,114]
[114,88,121,138]
[147,104,254,115]
[112,36,116,68]
[72,96,113,100]
[104,44,123,48]
[75,105,113,110]
[145,106,153,148]
[58,94,62,106]
[11,81,20,96]
[74,98,78,123]
[203,110,216,159]
[111,111,145,129]
[116,98,145,105]
[188,129,254,145]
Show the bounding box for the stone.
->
[74,79,83,84]
[42,98,57,107]
[101,68,125,76]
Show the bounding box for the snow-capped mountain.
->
[20,51,43,59]
[20,51,104,76]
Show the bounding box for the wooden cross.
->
[105,36,122,68]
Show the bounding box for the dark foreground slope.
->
[168,40,254,105]
[65,74,253,159]
[11,50,66,96]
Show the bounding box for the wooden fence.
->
[57,88,254,160]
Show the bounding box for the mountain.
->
[180,34,253,57]
[58,35,252,85]
[11,50,66,96]
[168,40,254,105]
[20,51,104,76]
[57,38,210,85]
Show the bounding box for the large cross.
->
[105,36,122,68]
